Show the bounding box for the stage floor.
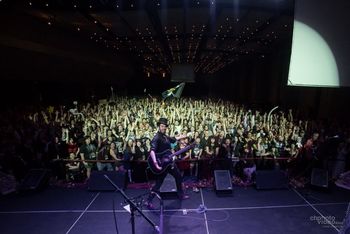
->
[0,183,349,234]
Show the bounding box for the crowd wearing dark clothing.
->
[0,97,349,191]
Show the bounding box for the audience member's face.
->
[69,153,75,159]
[194,131,199,137]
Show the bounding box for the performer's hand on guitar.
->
[155,163,162,171]
[175,134,187,141]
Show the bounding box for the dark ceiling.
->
[0,0,294,78]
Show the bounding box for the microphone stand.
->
[151,192,164,234]
[104,175,161,234]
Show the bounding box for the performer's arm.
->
[150,137,162,170]
[150,150,162,170]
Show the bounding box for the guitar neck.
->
[169,144,195,158]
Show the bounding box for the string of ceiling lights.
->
[2,0,292,77]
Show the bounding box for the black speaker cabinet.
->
[160,174,178,199]
[20,169,49,191]
[88,171,127,191]
[311,168,328,188]
[214,170,233,195]
[256,170,288,190]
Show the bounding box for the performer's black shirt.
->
[151,131,176,154]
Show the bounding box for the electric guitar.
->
[147,142,196,175]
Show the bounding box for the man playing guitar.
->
[145,118,190,209]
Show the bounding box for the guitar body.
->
[147,149,175,175]
[147,142,196,175]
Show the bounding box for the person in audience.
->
[124,138,135,182]
[96,141,117,172]
[79,136,97,179]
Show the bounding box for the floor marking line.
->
[292,188,340,232]
[0,202,347,214]
[65,192,100,234]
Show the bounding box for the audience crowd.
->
[0,96,349,192]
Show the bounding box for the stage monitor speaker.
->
[20,169,49,191]
[256,170,288,190]
[214,170,233,195]
[160,174,178,199]
[311,168,328,188]
[88,171,126,191]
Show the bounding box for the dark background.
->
[0,0,349,122]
